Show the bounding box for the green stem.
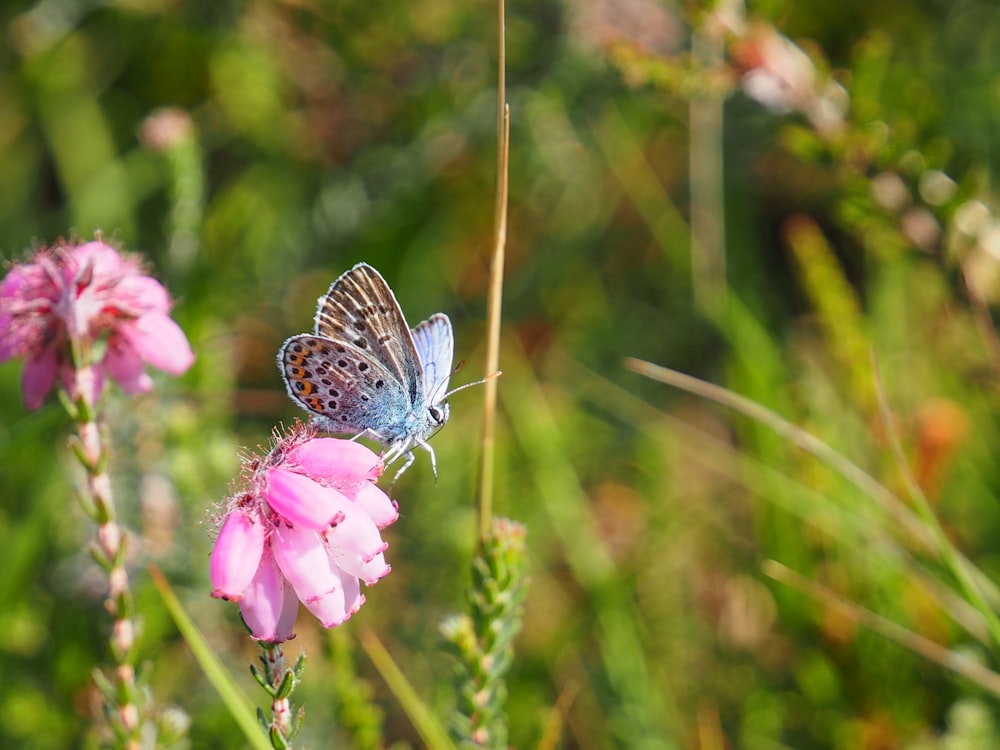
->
[254,642,303,749]
[68,364,143,749]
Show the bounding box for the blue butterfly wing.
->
[410,313,453,405]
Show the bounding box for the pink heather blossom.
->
[0,239,195,409]
[210,424,399,643]
[730,24,848,138]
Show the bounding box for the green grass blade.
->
[149,565,271,750]
[358,627,458,750]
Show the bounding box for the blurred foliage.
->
[5,0,1000,748]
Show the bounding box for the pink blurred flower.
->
[730,24,848,138]
[138,108,194,152]
[210,424,398,643]
[0,239,195,409]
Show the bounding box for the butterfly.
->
[279,262,470,480]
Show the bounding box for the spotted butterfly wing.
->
[278,334,410,435]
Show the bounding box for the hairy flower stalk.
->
[441,518,528,750]
[0,238,195,748]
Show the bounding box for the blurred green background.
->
[4,0,1000,748]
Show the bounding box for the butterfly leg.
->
[381,439,409,467]
[386,440,437,484]
[423,441,438,481]
[408,438,438,482]
[390,450,417,485]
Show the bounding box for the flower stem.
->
[252,642,306,749]
[478,0,509,545]
[68,365,143,749]
[267,645,292,739]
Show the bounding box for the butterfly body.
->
[279,263,454,478]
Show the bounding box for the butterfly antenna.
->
[443,370,502,400]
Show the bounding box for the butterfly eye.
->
[429,405,447,425]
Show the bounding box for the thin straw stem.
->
[478,0,509,544]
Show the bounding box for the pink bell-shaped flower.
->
[209,423,398,643]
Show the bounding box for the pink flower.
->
[0,239,195,409]
[209,424,398,643]
[730,24,848,138]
